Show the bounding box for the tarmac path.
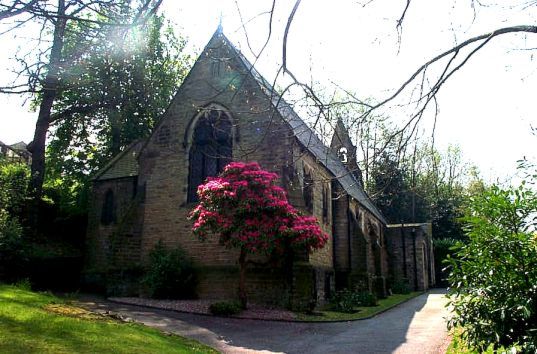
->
[78,289,450,354]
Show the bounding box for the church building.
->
[85,28,433,309]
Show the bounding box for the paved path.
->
[78,289,450,354]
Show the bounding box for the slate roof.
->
[9,141,28,151]
[91,30,386,224]
[220,32,387,224]
[93,140,144,181]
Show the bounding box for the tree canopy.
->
[189,161,327,306]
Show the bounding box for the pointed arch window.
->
[101,189,116,225]
[188,109,232,202]
[303,168,314,213]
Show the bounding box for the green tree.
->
[189,162,328,308]
[447,182,537,352]
[0,159,30,281]
[45,13,191,212]
[1,0,163,202]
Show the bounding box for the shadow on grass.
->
[0,285,216,354]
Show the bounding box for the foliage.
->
[0,161,30,281]
[299,292,421,321]
[208,301,243,317]
[366,139,468,241]
[390,277,411,295]
[447,328,520,354]
[46,14,191,214]
[447,183,537,352]
[0,161,30,216]
[142,241,198,299]
[329,289,357,313]
[189,162,328,255]
[0,284,217,353]
[189,161,327,307]
[329,289,378,313]
[433,237,458,286]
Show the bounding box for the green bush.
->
[433,237,458,286]
[447,183,537,352]
[329,289,378,313]
[390,277,411,295]
[209,301,243,316]
[329,289,356,313]
[142,241,197,299]
[0,212,28,282]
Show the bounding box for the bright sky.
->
[0,0,535,183]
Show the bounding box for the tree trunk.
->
[29,0,66,201]
[238,247,248,309]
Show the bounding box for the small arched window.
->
[188,109,232,202]
[303,169,314,213]
[101,189,116,225]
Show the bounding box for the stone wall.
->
[84,176,144,294]
[385,223,435,291]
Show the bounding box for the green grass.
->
[0,284,217,354]
[297,291,422,321]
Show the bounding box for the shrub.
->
[447,184,537,352]
[189,161,327,307]
[433,237,458,287]
[142,241,197,299]
[209,301,243,316]
[14,278,31,291]
[390,277,411,295]
[329,289,378,313]
[354,291,378,307]
[0,213,28,282]
[329,289,356,313]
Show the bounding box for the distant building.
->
[0,141,31,165]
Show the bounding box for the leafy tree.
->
[189,162,328,307]
[0,159,30,281]
[0,0,163,204]
[447,182,537,352]
[46,13,190,213]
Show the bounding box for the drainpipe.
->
[412,228,418,290]
[400,222,407,279]
[347,196,352,273]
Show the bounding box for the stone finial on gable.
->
[217,11,223,33]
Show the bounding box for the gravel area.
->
[108,297,298,321]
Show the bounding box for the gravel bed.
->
[109,297,298,321]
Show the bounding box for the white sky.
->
[0,0,536,183]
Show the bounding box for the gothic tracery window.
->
[188,109,232,202]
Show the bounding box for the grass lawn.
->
[0,284,217,354]
[297,291,422,321]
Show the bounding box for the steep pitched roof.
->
[331,118,354,151]
[92,140,144,181]
[217,32,387,224]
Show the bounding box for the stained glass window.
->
[188,110,232,202]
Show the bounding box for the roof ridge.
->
[222,36,386,224]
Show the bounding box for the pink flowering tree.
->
[189,162,328,308]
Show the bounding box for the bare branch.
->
[282,0,301,73]
[0,0,39,21]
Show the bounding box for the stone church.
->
[85,28,434,309]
